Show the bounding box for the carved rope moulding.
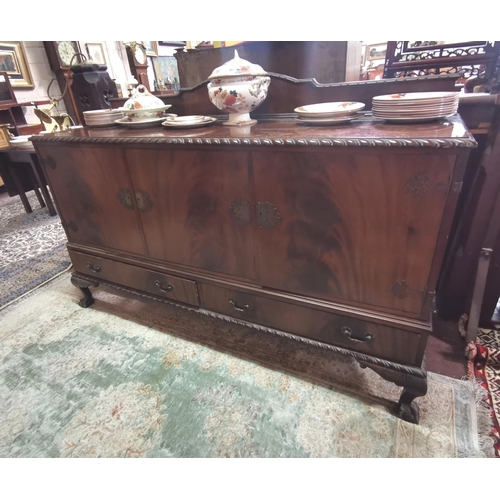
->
[32,135,477,149]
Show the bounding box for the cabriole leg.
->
[70,275,98,308]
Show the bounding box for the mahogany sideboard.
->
[32,115,476,423]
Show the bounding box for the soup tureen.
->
[120,85,171,120]
[207,50,271,126]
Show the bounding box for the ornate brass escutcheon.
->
[391,280,410,299]
[256,201,282,229]
[229,199,252,226]
[117,188,134,210]
[407,174,430,196]
[135,190,154,212]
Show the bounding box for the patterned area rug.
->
[0,275,493,458]
[0,192,71,310]
[468,328,500,457]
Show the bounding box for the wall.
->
[12,41,66,125]
[11,41,182,124]
[11,41,134,125]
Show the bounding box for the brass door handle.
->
[155,280,173,293]
[229,299,250,312]
[341,326,374,343]
[86,262,101,273]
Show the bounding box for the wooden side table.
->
[0,146,57,216]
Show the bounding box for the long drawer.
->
[198,282,424,366]
[69,250,200,307]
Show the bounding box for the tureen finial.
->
[234,49,240,59]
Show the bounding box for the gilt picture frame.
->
[86,42,107,65]
[0,42,34,89]
[366,43,387,62]
[144,41,158,57]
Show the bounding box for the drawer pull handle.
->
[86,262,101,273]
[155,280,174,293]
[229,299,250,312]
[341,326,374,343]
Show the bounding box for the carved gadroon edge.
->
[71,272,426,379]
[31,135,478,149]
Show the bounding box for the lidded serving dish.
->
[207,50,270,126]
[120,85,171,120]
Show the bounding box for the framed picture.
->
[159,41,185,47]
[86,42,107,65]
[144,41,158,57]
[0,42,34,88]
[153,56,180,91]
[366,43,387,62]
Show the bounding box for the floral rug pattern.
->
[468,328,500,457]
[0,276,491,458]
[0,192,71,309]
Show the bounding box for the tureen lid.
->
[207,50,268,79]
[123,85,165,110]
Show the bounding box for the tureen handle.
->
[133,84,149,96]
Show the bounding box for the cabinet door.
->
[126,149,256,280]
[36,144,147,255]
[253,150,456,316]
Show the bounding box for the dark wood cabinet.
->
[252,149,457,317]
[125,149,256,279]
[32,116,475,424]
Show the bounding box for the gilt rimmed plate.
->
[162,116,217,128]
[296,115,359,125]
[372,92,459,103]
[114,116,175,128]
[294,101,365,118]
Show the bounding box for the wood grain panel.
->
[125,149,256,280]
[199,282,423,366]
[36,144,147,255]
[253,150,456,316]
[69,250,199,306]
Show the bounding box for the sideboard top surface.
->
[31,115,476,149]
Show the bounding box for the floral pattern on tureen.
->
[207,50,270,126]
[121,85,171,119]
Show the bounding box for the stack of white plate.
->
[9,135,33,148]
[372,92,459,123]
[294,101,365,125]
[162,115,217,129]
[83,109,124,127]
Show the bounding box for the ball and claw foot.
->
[71,275,97,308]
[397,400,420,424]
[78,293,95,308]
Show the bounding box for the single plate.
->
[164,115,207,123]
[294,101,365,117]
[296,115,358,125]
[162,116,217,129]
[114,116,168,128]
